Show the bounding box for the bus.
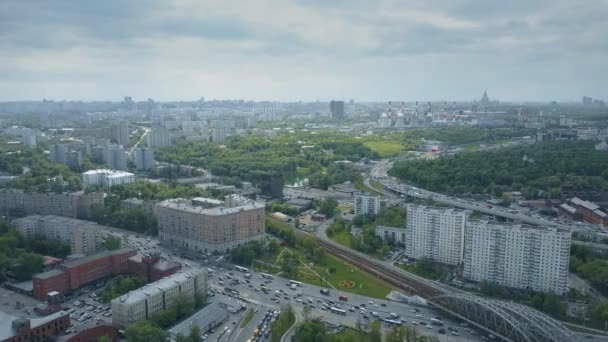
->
[288,280,302,287]
[235,266,249,273]
[261,273,274,279]
[383,319,402,326]
[329,307,347,315]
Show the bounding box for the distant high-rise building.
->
[480,90,490,107]
[582,96,594,106]
[49,144,67,164]
[134,147,155,171]
[111,121,129,147]
[464,221,571,295]
[330,100,345,120]
[65,150,82,169]
[103,144,127,170]
[212,127,229,144]
[22,133,37,147]
[405,205,468,266]
[146,126,172,148]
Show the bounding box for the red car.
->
[339,295,348,301]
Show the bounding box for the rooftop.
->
[114,269,205,305]
[0,310,69,341]
[570,197,600,211]
[157,197,264,216]
[61,247,136,269]
[82,169,134,177]
[34,269,65,280]
[169,303,228,338]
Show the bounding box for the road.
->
[129,127,149,153]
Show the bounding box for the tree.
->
[189,325,202,342]
[318,197,338,218]
[369,320,382,342]
[294,319,326,341]
[386,325,406,342]
[125,321,168,342]
[104,236,122,250]
[268,240,280,254]
[98,336,111,342]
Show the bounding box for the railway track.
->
[295,230,447,299]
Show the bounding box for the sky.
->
[0,0,607,102]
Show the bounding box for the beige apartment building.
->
[156,195,265,253]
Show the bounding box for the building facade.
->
[82,170,135,188]
[463,221,571,295]
[111,269,207,327]
[405,205,467,265]
[13,215,104,255]
[133,147,154,171]
[0,310,69,342]
[110,122,129,147]
[375,225,406,246]
[103,145,127,170]
[0,190,103,219]
[146,126,172,148]
[354,194,381,216]
[330,100,345,120]
[32,248,136,300]
[157,195,265,253]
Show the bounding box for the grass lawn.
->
[354,179,382,196]
[240,310,255,328]
[369,180,385,191]
[329,231,353,248]
[324,254,394,299]
[363,140,404,157]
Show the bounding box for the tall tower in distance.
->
[329,100,345,120]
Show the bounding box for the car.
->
[438,329,446,334]
[380,303,387,307]
[425,325,433,329]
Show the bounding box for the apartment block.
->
[0,189,103,219]
[111,269,207,327]
[13,215,104,255]
[82,169,135,188]
[463,221,571,295]
[157,195,265,253]
[405,205,467,265]
[354,194,381,216]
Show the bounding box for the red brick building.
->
[568,197,608,226]
[57,323,118,342]
[0,310,69,342]
[32,248,136,300]
[127,253,181,282]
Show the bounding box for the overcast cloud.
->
[0,0,606,102]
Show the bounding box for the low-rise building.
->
[111,269,207,327]
[168,303,228,340]
[0,310,69,342]
[57,322,118,342]
[375,225,406,246]
[13,215,104,255]
[127,253,182,282]
[32,248,137,300]
[157,195,265,254]
[567,197,608,226]
[82,169,135,188]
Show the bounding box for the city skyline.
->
[1,0,607,102]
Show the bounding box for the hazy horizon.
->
[1,0,607,102]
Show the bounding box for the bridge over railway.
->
[295,230,578,342]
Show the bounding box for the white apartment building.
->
[111,269,207,327]
[464,221,571,295]
[375,225,406,246]
[147,126,172,148]
[82,169,135,188]
[405,205,467,265]
[157,195,265,253]
[354,194,381,216]
[13,215,103,254]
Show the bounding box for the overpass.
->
[381,180,570,229]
